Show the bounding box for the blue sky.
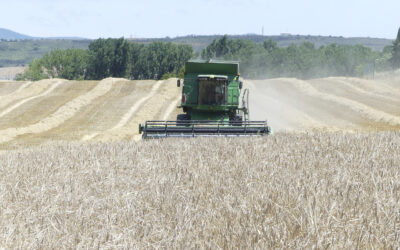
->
[1,0,399,39]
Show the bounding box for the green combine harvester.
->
[139,60,271,138]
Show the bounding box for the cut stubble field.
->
[0,76,399,248]
[0,76,399,147]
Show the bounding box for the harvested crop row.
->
[0,78,117,144]
[0,132,399,248]
[249,77,400,131]
[335,78,400,102]
[0,80,98,131]
[35,79,148,143]
[285,78,400,126]
[81,80,163,141]
[0,80,63,119]
[309,78,400,116]
[162,95,181,120]
[0,76,399,148]
[247,79,332,131]
[0,81,21,95]
[295,80,400,126]
[0,79,57,109]
[94,78,181,142]
[0,81,32,96]
[347,77,400,97]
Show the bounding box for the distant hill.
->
[131,34,393,52]
[0,28,32,40]
[0,28,393,50]
[0,28,395,67]
[0,39,91,67]
[0,28,87,40]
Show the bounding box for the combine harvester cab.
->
[139,60,271,138]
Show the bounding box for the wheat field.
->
[1,132,399,248]
[0,76,399,248]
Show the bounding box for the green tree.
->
[41,49,88,80]
[390,27,400,69]
[17,39,193,81]
[263,39,278,53]
[16,58,46,81]
[86,38,130,80]
[201,35,232,58]
[17,49,88,80]
[130,42,192,80]
[127,43,145,79]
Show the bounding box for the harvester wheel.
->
[177,114,191,126]
[230,115,243,126]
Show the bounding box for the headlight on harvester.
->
[182,94,186,104]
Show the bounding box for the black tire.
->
[177,114,191,126]
[230,115,243,126]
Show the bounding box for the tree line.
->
[17,38,193,81]
[201,35,399,79]
[17,28,400,81]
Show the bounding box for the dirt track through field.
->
[0,76,398,148]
